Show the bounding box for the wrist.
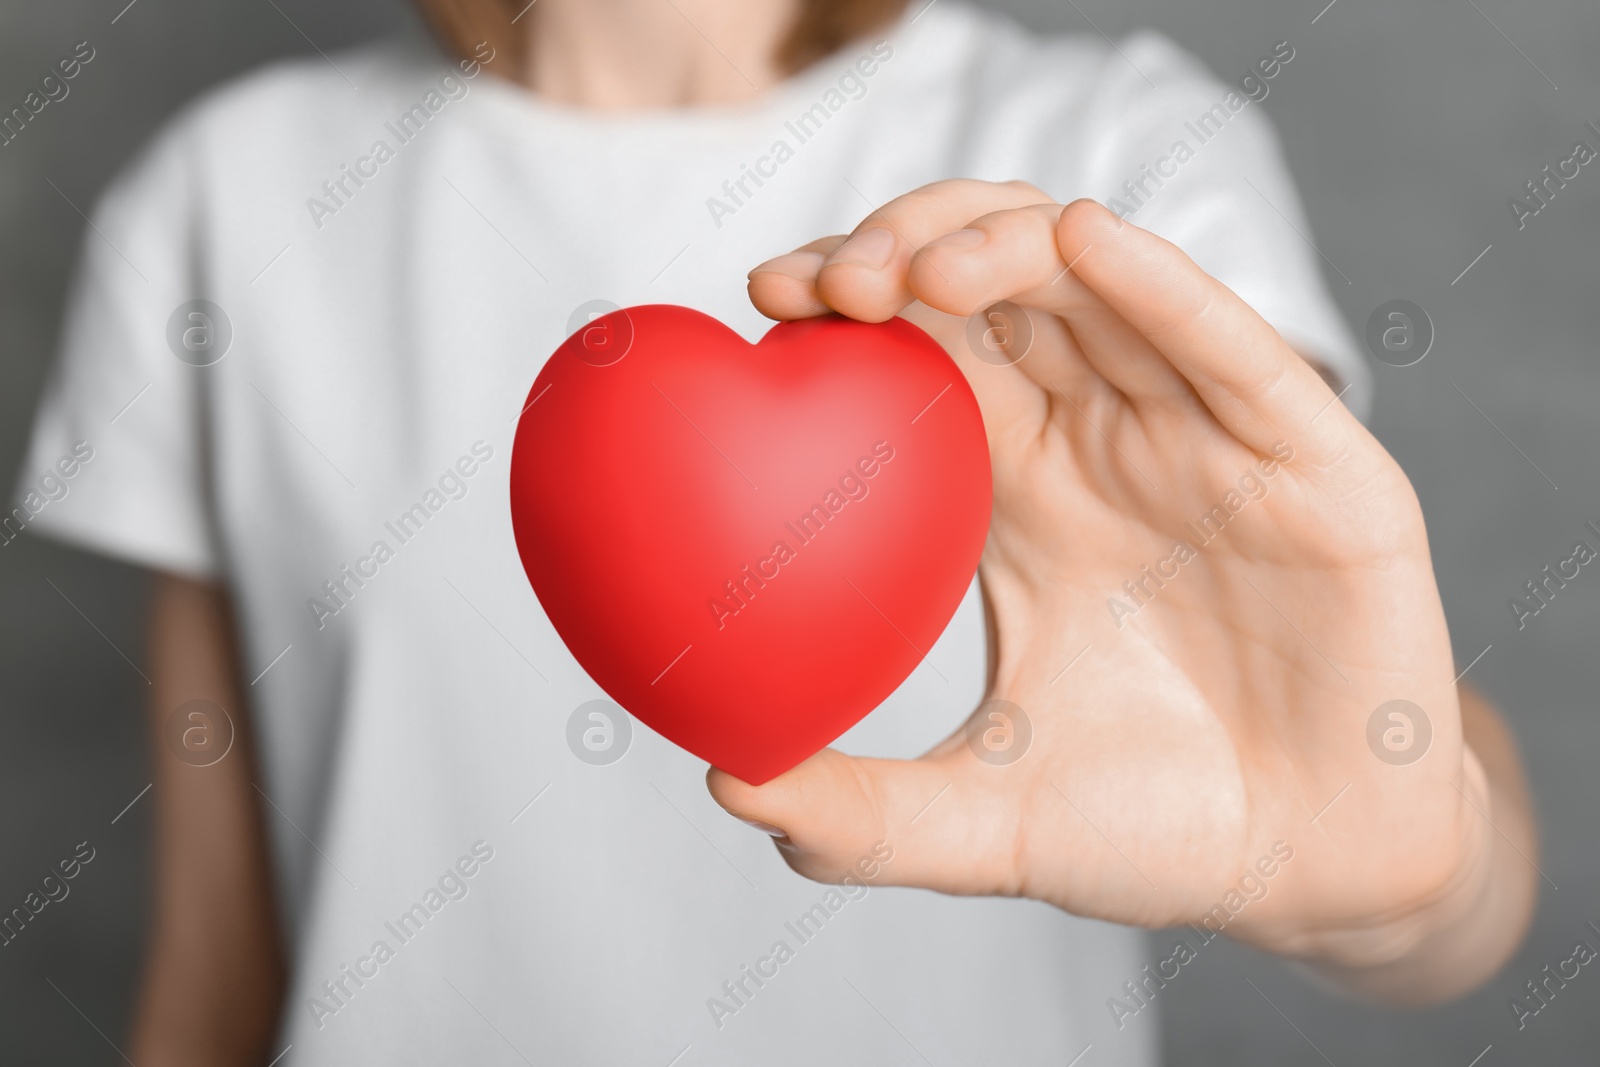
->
[1300,750,1535,1002]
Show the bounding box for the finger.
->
[706,746,1023,898]
[747,235,847,321]
[910,203,1196,405]
[919,302,1099,453]
[814,179,1057,323]
[751,229,1050,441]
[1056,199,1361,461]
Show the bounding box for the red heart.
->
[511,305,991,784]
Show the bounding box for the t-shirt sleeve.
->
[12,114,223,578]
[1070,32,1373,420]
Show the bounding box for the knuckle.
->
[1001,178,1051,202]
[975,204,1062,248]
[872,186,950,229]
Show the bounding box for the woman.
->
[21,0,1535,1062]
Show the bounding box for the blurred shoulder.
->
[96,35,488,212]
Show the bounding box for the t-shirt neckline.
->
[462,1,934,139]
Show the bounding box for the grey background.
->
[1,0,1594,1063]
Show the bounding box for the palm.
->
[916,301,1466,939]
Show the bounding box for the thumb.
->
[705,744,1023,897]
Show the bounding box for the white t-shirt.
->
[18,4,1368,1064]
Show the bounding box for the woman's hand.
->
[710,182,1537,1000]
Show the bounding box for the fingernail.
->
[825,227,897,270]
[1067,196,1123,231]
[748,250,825,281]
[931,228,987,251]
[737,816,789,838]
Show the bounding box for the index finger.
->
[750,179,1057,324]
